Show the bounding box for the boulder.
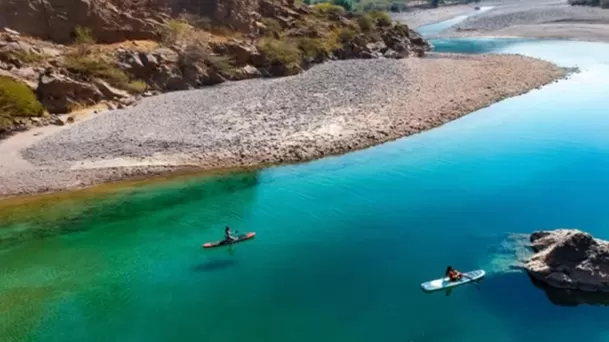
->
[231,65,262,80]
[525,229,609,292]
[37,73,104,113]
[92,78,130,99]
[211,41,259,66]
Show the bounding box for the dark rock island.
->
[526,229,609,292]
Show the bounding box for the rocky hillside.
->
[0,0,430,138]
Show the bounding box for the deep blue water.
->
[2,23,609,342]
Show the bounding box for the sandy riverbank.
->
[441,0,609,42]
[0,53,569,198]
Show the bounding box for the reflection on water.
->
[528,274,609,307]
[0,172,261,248]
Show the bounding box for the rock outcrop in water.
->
[525,229,609,292]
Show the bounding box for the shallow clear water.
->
[2,38,609,341]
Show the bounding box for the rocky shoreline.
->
[0,52,569,197]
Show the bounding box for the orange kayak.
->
[202,232,256,249]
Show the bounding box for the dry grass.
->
[63,54,146,93]
[0,50,46,64]
[256,37,302,65]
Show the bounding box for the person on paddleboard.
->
[225,226,237,242]
[445,266,463,282]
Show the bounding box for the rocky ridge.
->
[0,0,431,138]
[526,229,609,292]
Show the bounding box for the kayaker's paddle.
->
[461,273,481,291]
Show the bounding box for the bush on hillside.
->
[0,76,44,129]
[297,37,338,61]
[313,2,347,16]
[356,13,375,31]
[161,19,190,45]
[369,10,392,27]
[64,55,145,93]
[261,18,283,36]
[256,37,302,66]
[332,0,353,11]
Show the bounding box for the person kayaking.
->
[445,266,463,282]
[224,226,237,243]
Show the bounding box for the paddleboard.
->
[420,269,485,293]
[202,232,256,249]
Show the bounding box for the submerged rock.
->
[525,229,609,292]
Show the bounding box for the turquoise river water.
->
[2,21,609,342]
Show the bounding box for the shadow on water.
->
[193,259,238,273]
[527,274,609,307]
[0,171,261,249]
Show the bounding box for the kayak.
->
[202,232,256,249]
[420,269,485,293]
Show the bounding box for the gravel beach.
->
[0,53,567,197]
[442,0,609,42]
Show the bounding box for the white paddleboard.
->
[420,269,485,293]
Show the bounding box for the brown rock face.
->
[0,0,164,44]
[214,0,260,33]
[525,229,609,293]
[37,72,104,113]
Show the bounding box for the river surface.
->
[2,19,609,342]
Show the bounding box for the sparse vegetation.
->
[126,80,148,93]
[356,13,375,32]
[297,37,333,60]
[162,19,191,45]
[0,50,45,64]
[261,18,283,36]
[368,10,393,27]
[337,28,358,43]
[74,26,95,45]
[256,38,302,66]
[0,76,44,129]
[64,55,143,93]
[313,3,347,16]
[179,42,236,76]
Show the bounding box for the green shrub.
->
[332,0,353,11]
[206,54,235,73]
[313,3,347,16]
[337,28,357,43]
[125,80,147,93]
[64,55,138,92]
[369,10,392,27]
[74,26,95,45]
[256,38,302,65]
[0,76,44,129]
[601,0,609,8]
[180,43,235,74]
[261,18,283,36]
[297,37,332,60]
[162,19,190,45]
[356,13,375,32]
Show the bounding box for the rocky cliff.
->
[0,0,430,138]
[525,229,609,292]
